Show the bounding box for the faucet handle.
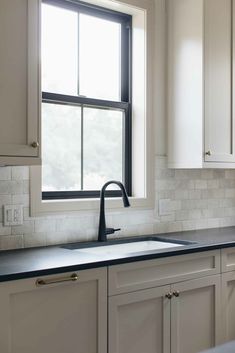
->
[105,228,121,235]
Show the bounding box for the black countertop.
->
[2,226,235,282]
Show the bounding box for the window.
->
[41,0,132,200]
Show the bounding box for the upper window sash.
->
[43,0,132,25]
[42,0,132,103]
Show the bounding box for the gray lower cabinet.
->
[0,250,225,353]
[170,275,222,353]
[0,268,107,353]
[109,275,222,353]
[109,285,171,353]
[222,271,235,342]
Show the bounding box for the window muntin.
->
[41,0,132,199]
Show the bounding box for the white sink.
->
[76,240,183,257]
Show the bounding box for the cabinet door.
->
[204,0,235,163]
[171,275,222,353]
[0,0,40,164]
[221,271,235,342]
[0,268,107,353]
[109,285,171,353]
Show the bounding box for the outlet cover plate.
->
[3,204,23,226]
[158,199,172,216]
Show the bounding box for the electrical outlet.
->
[3,205,23,226]
[158,199,172,216]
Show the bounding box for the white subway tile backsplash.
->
[45,232,69,246]
[12,194,29,207]
[202,189,225,199]
[24,233,47,248]
[175,210,189,221]
[201,170,214,180]
[0,167,11,181]
[225,189,235,198]
[220,217,235,227]
[174,190,189,200]
[11,221,35,235]
[207,180,220,189]
[0,156,235,250]
[23,180,29,194]
[0,235,23,250]
[188,209,202,220]
[35,219,56,233]
[158,199,172,215]
[0,223,11,236]
[188,190,202,199]
[0,195,12,207]
[207,218,221,229]
[213,170,225,179]
[194,180,207,189]
[12,166,29,180]
[225,170,235,179]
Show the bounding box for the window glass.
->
[42,103,82,191]
[83,107,123,190]
[41,4,78,95]
[41,1,131,198]
[79,14,121,101]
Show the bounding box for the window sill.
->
[30,193,154,217]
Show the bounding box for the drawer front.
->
[221,247,235,272]
[108,250,220,295]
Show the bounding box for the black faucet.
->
[98,180,130,242]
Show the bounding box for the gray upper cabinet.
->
[0,0,40,165]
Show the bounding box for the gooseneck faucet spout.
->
[98,181,130,242]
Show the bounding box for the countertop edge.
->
[1,236,235,283]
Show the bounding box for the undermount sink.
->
[72,239,185,257]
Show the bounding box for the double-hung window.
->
[41,0,132,200]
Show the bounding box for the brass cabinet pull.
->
[165,292,173,299]
[36,273,78,287]
[205,150,211,156]
[173,290,180,297]
[31,141,39,148]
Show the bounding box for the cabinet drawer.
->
[0,268,107,353]
[221,247,235,272]
[108,250,220,295]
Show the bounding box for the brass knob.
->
[31,141,39,148]
[205,150,211,156]
[165,292,173,299]
[173,290,180,297]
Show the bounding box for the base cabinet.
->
[171,276,222,353]
[0,251,227,353]
[222,271,235,342]
[109,275,221,353]
[0,268,107,353]
[109,285,171,353]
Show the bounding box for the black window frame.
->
[42,0,132,200]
